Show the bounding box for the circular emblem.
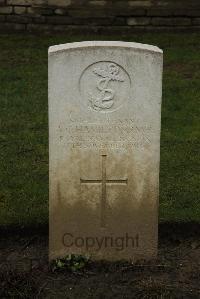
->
[79,61,131,113]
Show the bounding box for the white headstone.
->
[49,41,163,261]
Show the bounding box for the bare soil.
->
[0,223,200,298]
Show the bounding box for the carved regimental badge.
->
[79,61,131,113]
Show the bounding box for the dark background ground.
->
[0,223,200,298]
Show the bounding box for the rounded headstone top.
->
[48,41,163,55]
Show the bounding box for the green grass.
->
[0,33,199,227]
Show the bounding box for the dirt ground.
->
[0,223,200,299]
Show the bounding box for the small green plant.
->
[51,254,90,272]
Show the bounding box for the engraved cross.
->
[80,155,128,228]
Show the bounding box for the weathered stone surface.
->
[32,15,46,23]
[0,15,5,21]
[14,6,27,14]
[68,8,110,18]
[46,15,72,24]
[7,0,30,4]
[112,17,126,25]
[192,18,200,25]
[76,17,114,25]
[0,0,200,33]
[128,0,151,7]
[47,15,116,25]
[147,8,200,17]
[175,9,200,16]
[7,15,29,23]
[151,17,191,26]
[27,23,52,31]
[0,22,25,31]
[7,0,46,5]
[127,17,150,26]
[147,9,173,17]
[0,6,12,14]
[28,7,53,16]
[115,8,146,16]
[54,8,68,15]
[0,0,5,6]
[48,0,71,7]
[156,0,200,8]
[49,41,163,261]
[89,0,107,6]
